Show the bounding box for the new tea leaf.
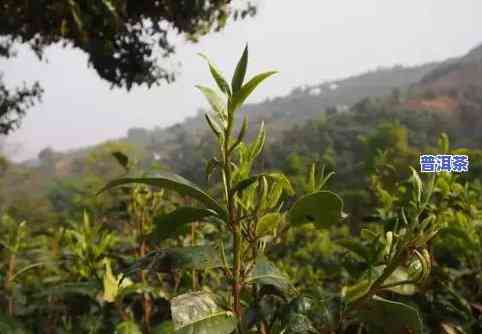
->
[231,45,248,94]
[199,53,231,96]
[230,71,277,113]
[196,85,227,119]
[288,191,343,228]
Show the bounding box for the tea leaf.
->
[116,321,142,334]
[375,265,417,295]
[410,167,423,203]
[205,113,223,138]
[250,121,266,159]
[246,256,293,295]
[231,45,248,94]
[229,115,248,152]
[196,85,226,119]
[112,151,129,171]
[171,292,237,334]
[231,172,294,197]
[0,312,27,334]
[288,191,343,228]
[125,245,225,274]
[199,53,231,95]
[150,207,219,242]
[342,279,372,303]
[230,72,277,113]
[153,321,175,334]
[337,238,370,262]
[257,213,282,237]
[360,295,423,334]
[37,281,100,299]
[98,173,226,219]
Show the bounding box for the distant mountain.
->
[16,43,482,171]
[137,61,441,155]
[419,43,482,91]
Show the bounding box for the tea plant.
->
[0,46,465,334]
[363,136,482,333]
[97,46,444,334]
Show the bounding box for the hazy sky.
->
[2,0,482,161]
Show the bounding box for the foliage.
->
[0,0,257,133]
[0,77,43,134]
[0,46,481,334]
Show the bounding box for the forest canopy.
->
[0,0,257,134]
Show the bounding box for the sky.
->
[2,0,482,161]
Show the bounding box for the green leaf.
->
[206,158,221,181]
[410,167,423,203]
[229,115,248,152]
[440,322,464,334]
[307,163,317,193]
[344,265,418,301]
[37,281,100,300]
[249,121,266,159]
[268,172,295,196]
[337,238,370,261]
[125,245,224,275]
[231,45,248,94]
[230,175,259,196]
[98,173,226,219]
[230,71,277,113]
[205,113,223,138]
[196,85,226,119]
[101,0,119,20]
[103,260,121,303]
[150,207,218,242]
[0,313,27,334]
[153,321,175,334]
[283,313,316,333]
[116,320,143,334]
[278,297,317,333]
[246,256,293,295]
[112,151,129,171]
[342,279,372,303]
[117,283,167,301]
[375,265,417,296]
[438,133,450,153]
[199,53,231,96]
[288,191,343,228]
[360,295,423,334]
[231,172,294,197]
[171,292,237,334]
[68,0,84,33]
[257,213,282,237]
[102,259,134,303]
[437,227,479,252]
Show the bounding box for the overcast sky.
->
[2,0,482,161]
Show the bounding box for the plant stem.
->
[222,114,243,321]
[350,251,407,310]
[191,222,197,290]
[5,253,16,316]
[252,245,268,334]
[232,223,242,316]
[137,207,151,333]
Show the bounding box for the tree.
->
[0,0,257,134]
[0,75,43,135]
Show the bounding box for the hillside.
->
[11,42,482,182]
[419,43,482,92]
[137,43,482,144]
[147,61,440,146]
